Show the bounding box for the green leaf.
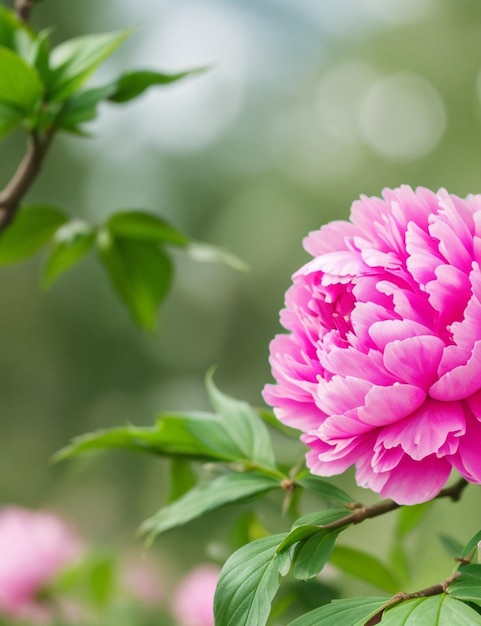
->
[167,458,197,503]
[52,423,175,463]
[295,471,353,504]
[108,67,207,103]
[29,29,52,85]
[286,597,389,626]
[381,594,481,625]
[48,29,131,102]
[106,211,189,246]
[206,371,277,470]
[0,205,67,265]
[214,533,291,626]
[278,509,349,554]
[0,46,43,114]
[0,100,24,137]
[462,529,481,559]
[0,7,39,64]
[42,220,96,287]
[151,411,272,464]
[140,471,279,540]
[329,546,401,594]
[54,411,278,466]
[293,532,342,581]
[0,6,21,50]
[273,509,350,581]
[448,565,481,605]
[97,232,172,331]
[57,84,114,131]
[187,242,250,272]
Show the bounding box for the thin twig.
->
[319,477,468,532]
[0,128,55,232]
[364,571,462,625]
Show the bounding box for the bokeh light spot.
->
[359,73,446,162]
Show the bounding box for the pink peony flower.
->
[263,186,481,504]
[171,564,220,626]
[0,505,82,622]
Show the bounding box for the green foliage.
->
[214,509,352,625]
[0,6,204,138]
[0,45,42,133]
[42,220,96,287]
[108,67,207,103]
[0,205,67,264]
[294,471,353,504]
[291,529,344,581]
[140,471,279,541]
[380,595,481,625]
[0,100,24,137]
[461,529,481,559]
[0,5,26,51]
[56,375,285,471]
[106,211,189,246]
[56,84,115,132]
[97,232,173,331]
[55,411,274,466]
[186,241,250,272]
[286,597,389,626]
[206,370,277,469]
[47,29,131,102]
[448,565,481,605]
[214,533,291,626]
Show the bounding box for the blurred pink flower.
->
[264,186,481,504]
[0,505,82,622]
[120,554,164,607]
[171,564,220,626]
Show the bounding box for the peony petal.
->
[375,399,465,460]
[449,410,481,483]
[304,431,375,476]
[429,213,473,273]
[426,264,471,325]
[383,335,445,389]
[303,221,360,256]
[369,319,435,351]
[358,382,426,428]
[296,250,368,280]
[377,455,451,504]
[315,375,371,416]
[319,345,393,385]
[429,340,481,401]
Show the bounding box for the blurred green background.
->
[2,0,481,619]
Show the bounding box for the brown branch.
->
[365,571,462,625]
[14,0,36,23]
[0,129,55,232]
[319,477,468,533]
